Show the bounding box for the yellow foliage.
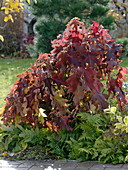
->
[124,116,128,126]
[0,35,4,42]
[1,0,37,22]
[109,0,128,21]
[1,152,8,156]
[4,14,14,22]
[1,0,29,22]
[26,0,31,4]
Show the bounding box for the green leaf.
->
[125,155,128,162]
[110,107,116,114]
[0,124,13,132]
[124,116,128,126]
[116,116,123,123]
[0,35,4,42]
[115,123,126,131]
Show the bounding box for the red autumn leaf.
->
[91,21,99,33]
[118,67,128,81]
[92,91,108,109]
[73,84,85,105]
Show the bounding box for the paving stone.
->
[29,165,45,170]
[4,160,22,165]
[61,168,76,170]
[13,160,26,164]
[89,168,105,170]
[89,163,106,170]
[75,167,90,170]
[0,160,19,168]
[54,159,67,163]
[53,164,66,169]
[0,168,18,170]
[40,163,54,166]
[104,168,127,170]
[16,168,30,170]
[39,160,55,164]
[0,165,18,168]
[91,163,107,168]
[77,161,97,169]
[122,164,128,168]
[17,161,35,168]
[53,160,67,169]
[62,162,78,168]
[104,164,123,168]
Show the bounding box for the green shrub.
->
[30,0,114,55]
[0,122,49,153]
[1,105,128,163]
[116,38,128,59]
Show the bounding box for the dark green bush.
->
[116,38,128,58]
[29,0,114,55]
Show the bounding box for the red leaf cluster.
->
[2,18,128,131]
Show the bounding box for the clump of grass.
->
[0,58,35,108]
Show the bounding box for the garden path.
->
[0,159,128,170]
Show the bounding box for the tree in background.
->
[0,0,37,57]
[109,0,128,23]
[109,0,128,38]
[0,0,36,41]
[29,0,114,55]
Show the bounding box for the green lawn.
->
[0,58,128,108]
[0,58,36,108]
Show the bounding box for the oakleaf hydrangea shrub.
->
[2,18,128,132]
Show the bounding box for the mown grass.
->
[0,58,128,108]
[0,58,36,108]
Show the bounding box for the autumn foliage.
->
[2,18,128,131]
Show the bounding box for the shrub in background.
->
[1,18,127,132]
[116,38,128,58]
[20,34,35,58]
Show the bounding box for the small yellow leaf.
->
[4,16,9,22]
[116,116,122,123]
[24,87,29,94]
[27,0,31,4]
[104,108,110,113]
[0,35,4,42]
[2,152,8,156]
[126,127,128,133]
[115,123,126,131]
[110,107,116,114]
[5,9,9,15]
[124,116,128,125]
[39,108,47,117]
[4,14,13,22]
